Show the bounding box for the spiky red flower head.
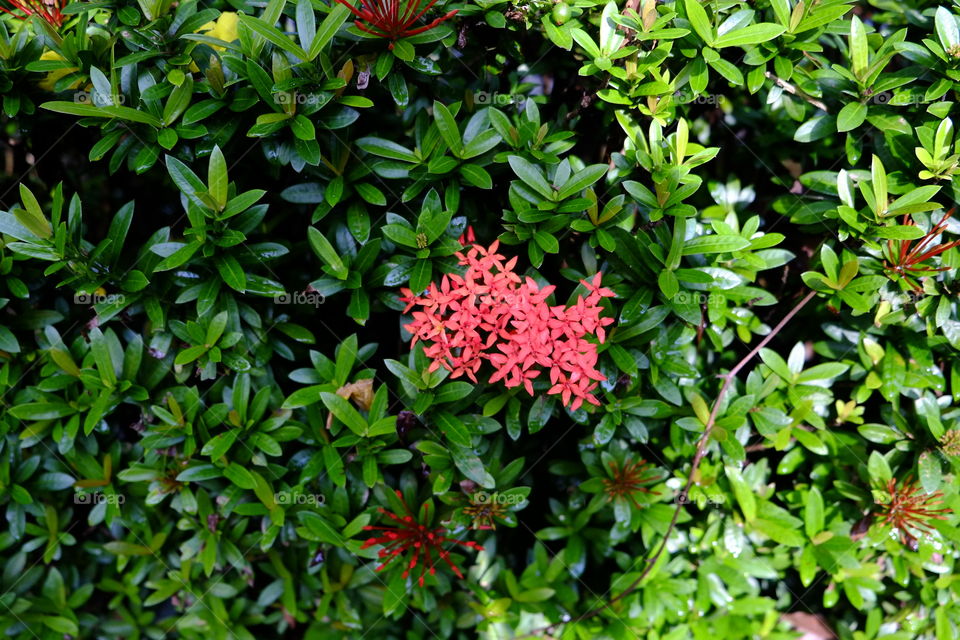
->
[361,490,483,587]
[874,476,951,545]
[333,0,458,50]
[0,0,66,27]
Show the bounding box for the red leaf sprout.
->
[0,0,67,27]
[883,209,960,292]
[333,0,458,49]
[875,476,951,545]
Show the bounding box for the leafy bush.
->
[2,0,960,638]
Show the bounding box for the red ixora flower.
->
[333,0,458,50]
[400,241,615,411]
[0,0,66,27]
[361,490,483,587]
[875,476,951,546]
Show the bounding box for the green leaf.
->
[165,156,209,209]
[867,451,892,484]
[794,116,836,142]
[9,403,76,420]
[449,446,495,488]
[103,541,153,555]
[725,466,756,521]
[836,102,867,132]
[462,129,502,159]
[658,269,679,299]
[41,101,163,127]
[224,463,256,489]
[508,155,554,198]
[17,184,51,239]
[208,145,228,210]
[201,430,238,461]
[162,75,194,126]
[919,452,942,494]
[681,235,750,254]
[770,0,790,27]
[759,347,793,382]
[291,114,315,141]
[320,392,368,436]
[684,0,715,46]
[296,0,317,51]
[238,13,308,60]
[205,311,228,346]
[308,227,348,279]
[796,363,849,382]
[515,587,556,603]
[382,563,408,614]
[0,327,20,353]
[598,1,625,54]
[885,185,942,216]
[154,241,201,271]
[433,411,471,446]
[936,6,959,50]
[356,136,418,162]
[215,255,247,292]
[871,155,887,215]
[433,101,463,155]
[533,230,559,253]
[89,328,117,386]
[35,472,76,490]
[850,15,868,77]
[42,617,78,635]
[804,487,824,538]
[459,164,493,189]
[714,23,785,48]
[557,164,607,200]
[309,2,351,60]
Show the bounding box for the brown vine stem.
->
[765,72,829,113]
[521,288,818,638]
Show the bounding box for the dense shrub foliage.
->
[2,0,960,637]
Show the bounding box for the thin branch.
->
[522,288,818,638]
[765,71,829,113]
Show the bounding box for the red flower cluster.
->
[361,490,483,587]
[0,0,66,27]
[400,242,615,411]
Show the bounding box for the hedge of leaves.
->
[2,0,960,637]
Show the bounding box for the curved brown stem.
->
[520,288,818,638]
